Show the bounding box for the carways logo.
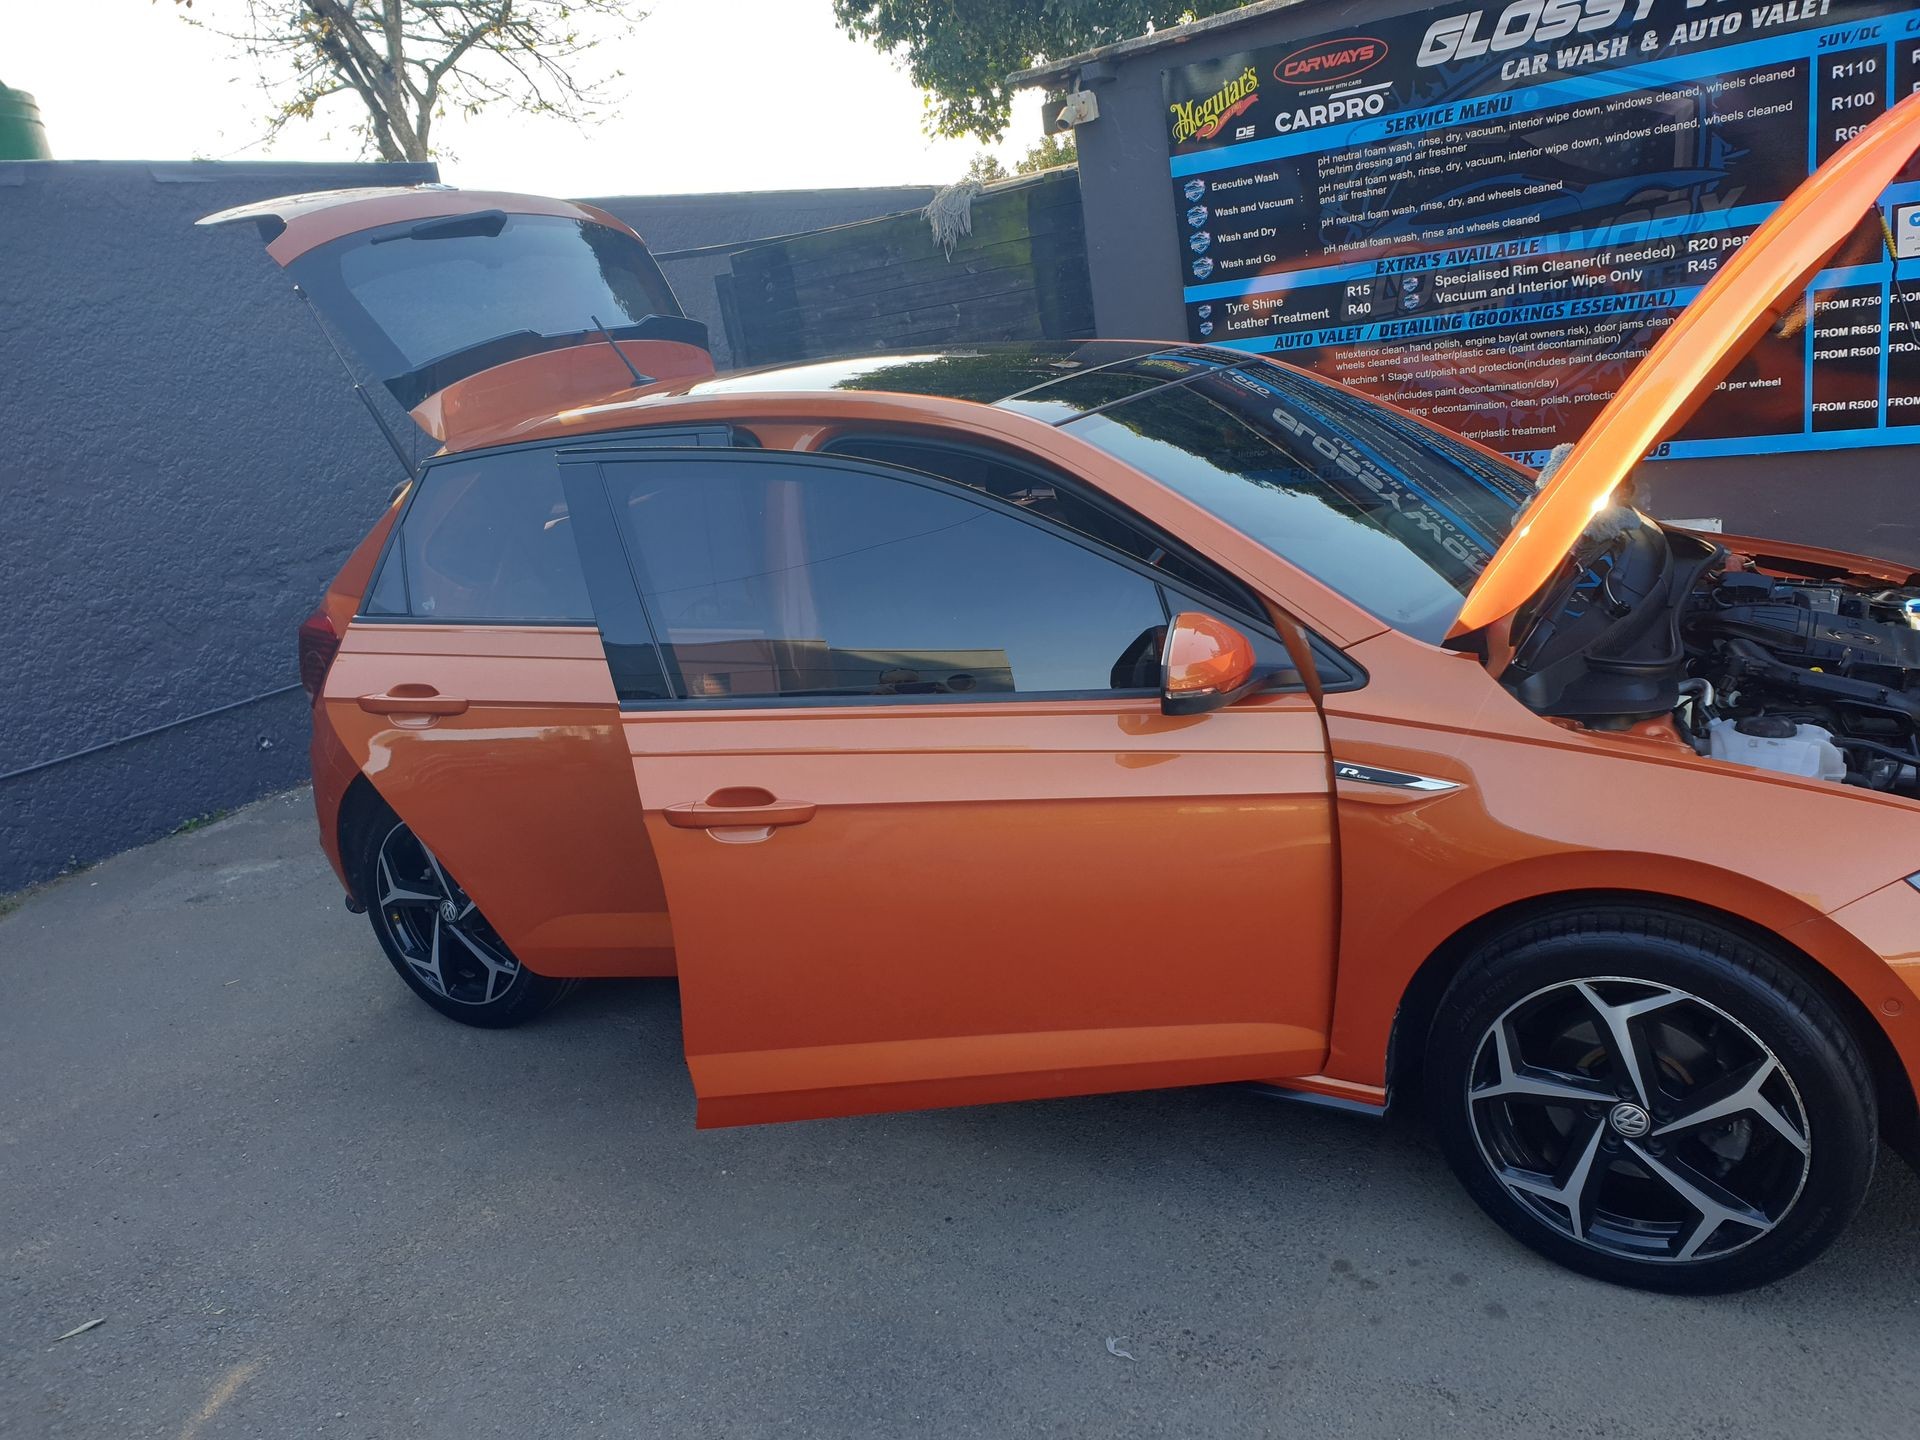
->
[1275,36,1388,89]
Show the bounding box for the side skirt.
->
[1247,1075,1389,1119]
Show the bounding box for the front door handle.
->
[358,685,469,717]
[664,787,817,830]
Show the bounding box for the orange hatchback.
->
[202,103,1920,1293]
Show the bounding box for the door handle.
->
[664,787,817,830]
[358,686,469,717]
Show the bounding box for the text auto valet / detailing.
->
[1163,0,1918,466]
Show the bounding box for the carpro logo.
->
[1275,36,1387,87]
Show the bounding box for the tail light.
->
[298,606,341,703]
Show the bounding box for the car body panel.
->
[296,368,1920,1124]
[1311,624,1920,1097]
[408,340,712,446]
[1454,90,1920,636]
[197,186,630,265]
[322,623,674,978]
[309,504,400,895]
[618,693,1336,1127]
[1705,529,1920,588]
[267,137,1920,1144]
[1818,880,1920,1009]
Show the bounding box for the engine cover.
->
[1696,601,1920,673]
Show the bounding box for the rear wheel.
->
[357,816,573,1028]
[1425,908,1876,1293]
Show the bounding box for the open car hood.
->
[1452,91,1920,638]
[198,186,712,445]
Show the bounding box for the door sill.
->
[1246,1076,1387,1118]
[689,1022,1326,1128]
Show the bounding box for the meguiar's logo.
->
[1169,65,1260,145]
[1276,37,1388,88]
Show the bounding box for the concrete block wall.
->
[0,165,942,892]
[0,160,437,891]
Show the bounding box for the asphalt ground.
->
[3,789,1916,1438]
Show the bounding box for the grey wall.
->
[0,159,436,893]
[1055,0,1920,564]
[0,163,945,893]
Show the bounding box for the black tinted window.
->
[600,457,1168,701]
[822,434,1256,616]
[331,214,679,371]
[367,453,592,622]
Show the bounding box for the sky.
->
[2,0,1048,193]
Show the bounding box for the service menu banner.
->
[1164,0,1920,463]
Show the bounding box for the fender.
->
[1320,852,1920,1109]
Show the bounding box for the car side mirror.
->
[1160,612,1260,716]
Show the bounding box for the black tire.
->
[1424,905,1876,1293]
[352,809,574,1029]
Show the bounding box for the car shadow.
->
[336,968,1920,1313]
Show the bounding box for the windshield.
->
[1054,358,1535,641]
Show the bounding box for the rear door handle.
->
[358,686,469,717]
[665,787,816,830]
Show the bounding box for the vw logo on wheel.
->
[1608,1101,1652,1139]
[438,898,461,925]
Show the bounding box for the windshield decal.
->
[1213,367,1499,568]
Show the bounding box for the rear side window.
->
[364,453,592,623]
[598,456,1169,701]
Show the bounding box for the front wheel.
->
[358,817,574,1028]
[1425,908,1877,1293]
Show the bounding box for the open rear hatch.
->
[199,186,713,446]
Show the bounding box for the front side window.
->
[1059,360,1535,642]
[599,456,1170,701]
[820,433,1255,617]
[365,452,592,623]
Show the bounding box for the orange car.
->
[200,99,1920,1293]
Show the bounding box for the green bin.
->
[0,82,51,160]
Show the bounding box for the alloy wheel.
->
[1466,976,1812,1264]
[374,823,521,1006]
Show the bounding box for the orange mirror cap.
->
[1164,612,1257,698]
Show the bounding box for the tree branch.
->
[165,0,646,161]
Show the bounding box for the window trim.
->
[576,447,1354,712]
[1028,352,1273,428]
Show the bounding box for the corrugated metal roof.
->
[1006,0,1315,90]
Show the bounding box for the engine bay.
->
[1500,509,1920,796]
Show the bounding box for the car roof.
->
[675,341,1197,402]
[439,340,1222,451]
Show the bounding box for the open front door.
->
[565,447,1338,1127]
